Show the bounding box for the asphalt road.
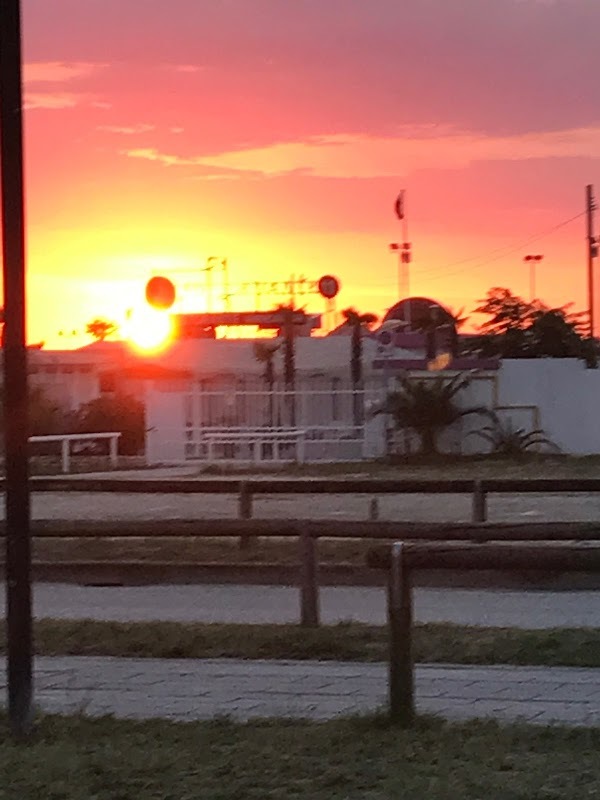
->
[1,582,599,628]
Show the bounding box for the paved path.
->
[2,656,600,727]
[6,582,600,628]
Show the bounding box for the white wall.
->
[145,386,186,463]
[497,359,600,454]
[143,357,600,462]
[366,360,600,457]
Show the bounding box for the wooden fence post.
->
[472,480,487,522]
[299,525,319,627]
[388,541,414,726]
[238,481,253,549]
[368,497,380,521]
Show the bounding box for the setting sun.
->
[124,307,173,353]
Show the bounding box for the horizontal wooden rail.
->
[367,541,600,571]
[3,518,600,541]
[22,478,476,494]
[18,476,600,494]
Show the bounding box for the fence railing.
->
[367,542,600,725]
[3,518,600,627]
[18,476,600,524]
[28,433,122,473]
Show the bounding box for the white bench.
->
[28,432,122,473]
[200,428,306,464]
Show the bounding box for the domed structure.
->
[380,297,456,333]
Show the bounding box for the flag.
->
[394,191,405,220]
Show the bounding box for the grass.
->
[195,453,600,479]
[5,619,600,668]
[3,712,600,799]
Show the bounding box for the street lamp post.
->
[0,0,33,737]
[524,254,544,302]
[389,242,411,301]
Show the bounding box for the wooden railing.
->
[2,518,600,626]
[15,475,600,523]
[367,542,600,726]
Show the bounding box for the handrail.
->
[29,432,122,473]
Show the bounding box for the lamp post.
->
[524,254,543,302]
[1,0,33,737]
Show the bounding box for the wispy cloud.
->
[24,92,81,110]
[169,64,202,74]
[122,124,600,179]
[124,147,254,180]
[23,61,108,111]
[201,126,600,178]
[24,61,106,84]
[99,124,155,135]
[125,147,197,166]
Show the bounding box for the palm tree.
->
[470,413,559,457]
[379,373,488,456]
[342,307,377,425]
[253,340,280,426]
[275,304,299,426]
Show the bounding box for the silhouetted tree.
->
[253,340,280,426]
[467,288,596,366]
[342,307,377,424]
[275,304,300,426]
[86,318,118,342]
[378,373,488,456]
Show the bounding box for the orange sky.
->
[11,0,600,347]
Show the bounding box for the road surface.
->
[1,582,600,628]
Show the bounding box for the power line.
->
[417,211,586,281]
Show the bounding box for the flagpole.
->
[393,190,412,325]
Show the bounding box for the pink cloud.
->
[24,92,81,110]
[24,61,106,83]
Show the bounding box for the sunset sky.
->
[14,0,600,347]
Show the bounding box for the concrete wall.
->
[496,359,600,454]
[367,360,600,457]
[143,357,600,462]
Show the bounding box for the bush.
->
[75,393,145,455]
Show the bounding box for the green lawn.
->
[6,619,600,668]
[2,712,600,799]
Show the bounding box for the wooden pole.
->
[472,480,487,522]
[368,497,380,521]
[299,526,319,626]
[238,480,253,549]
[0,0,33,738]
[388,542,414,725]
[587,185,596,338]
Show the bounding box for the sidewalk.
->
[2,657,600,727]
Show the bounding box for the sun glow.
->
[124,307,173,353]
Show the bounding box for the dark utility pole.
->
[0,0,34,736]
[586,185,597,339]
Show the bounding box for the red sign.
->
[318,274,340,299]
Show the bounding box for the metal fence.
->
[149,378,384,463]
